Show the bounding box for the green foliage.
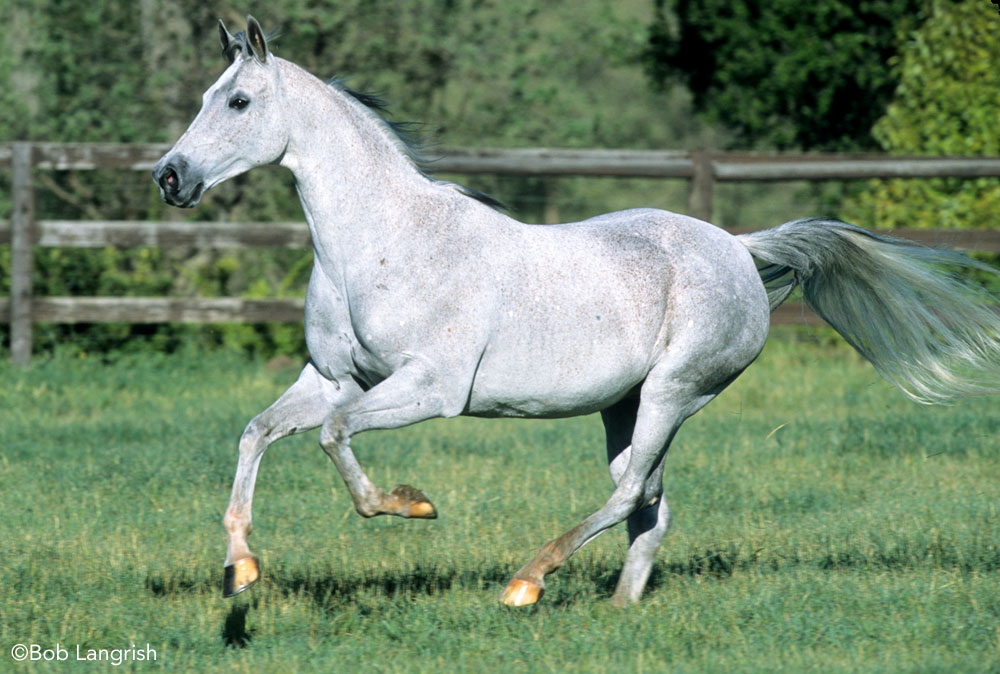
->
[2,3,184,143]
[2,1,691,197]
[271,0,678,149]
[647,0,929,150]
[844,0,1000,230]
[1,0,721,357]
[0,339,997,671]
[2,1,994,358]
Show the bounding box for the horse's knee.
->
[319,413,348,449]
[239,418,264,454]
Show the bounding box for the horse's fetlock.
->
[223,507,250,535]
[354,501,380,518]
[352,487,386,518]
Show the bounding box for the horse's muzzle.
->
[152,156,205,208]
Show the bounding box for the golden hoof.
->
[500,578,543,607]
[391,484,438,519]
[407,500,438,519]
[223,556,260,598]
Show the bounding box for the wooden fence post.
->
[10,142,35,366]
[687,151,714,223]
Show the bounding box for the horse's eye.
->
[228,95,250,111]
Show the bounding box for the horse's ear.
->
[245,15,268,64]
[219,20,238,64]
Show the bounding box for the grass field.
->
[1,330,998,672]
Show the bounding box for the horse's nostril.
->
[158,166,179,192]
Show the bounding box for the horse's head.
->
[153,16,287,208]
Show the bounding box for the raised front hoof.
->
[223,556,260,598]
[500,578,544,607]
[391,484,438,519]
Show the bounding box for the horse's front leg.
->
[223,362,360,597]
[318,363,463,520]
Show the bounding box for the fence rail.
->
[4,142,1000,364]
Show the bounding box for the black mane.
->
[327,78,506,211]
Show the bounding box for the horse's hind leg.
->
[602,398,672,607]
[501,362,719,607]
[223,362,354,597]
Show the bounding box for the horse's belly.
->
[466,375,643,418]
[465,335,652,418]
[465,385,638,419]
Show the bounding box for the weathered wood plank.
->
[687,151,714,222]
[432,147,695,177]
[2,220,994,251]
[725,227,1000,253]
[10,143,35,365]
[32,142,171,170]
[770,302,825,327]
[33,220,311,248]
[0,297,306,323]
[713,155,1000,182]
[0,296,826,326]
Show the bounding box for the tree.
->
[843,0,1000,231]
[646,0,928,150]
[3,0,702,356]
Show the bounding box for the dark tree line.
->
[646,0,930,151]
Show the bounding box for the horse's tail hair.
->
[737,217,1000,404]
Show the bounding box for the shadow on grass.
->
[145,572,208,596]
[143,537,1000,612]
[244,551,738,610]
[222,602,254,649]
[272,562,514,607]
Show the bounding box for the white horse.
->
[153,17,1000,607]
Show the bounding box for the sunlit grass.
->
[1,330,997,672]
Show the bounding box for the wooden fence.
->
[3,142,1000,364]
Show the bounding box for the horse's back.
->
[521,207,769,338]
[571,208,770,362]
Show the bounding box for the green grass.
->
[1,331,998,672]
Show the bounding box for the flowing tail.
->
[738,218,1000,404]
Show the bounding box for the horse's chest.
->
[303,269,415,384]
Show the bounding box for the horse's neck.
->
[277,61,433,268]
